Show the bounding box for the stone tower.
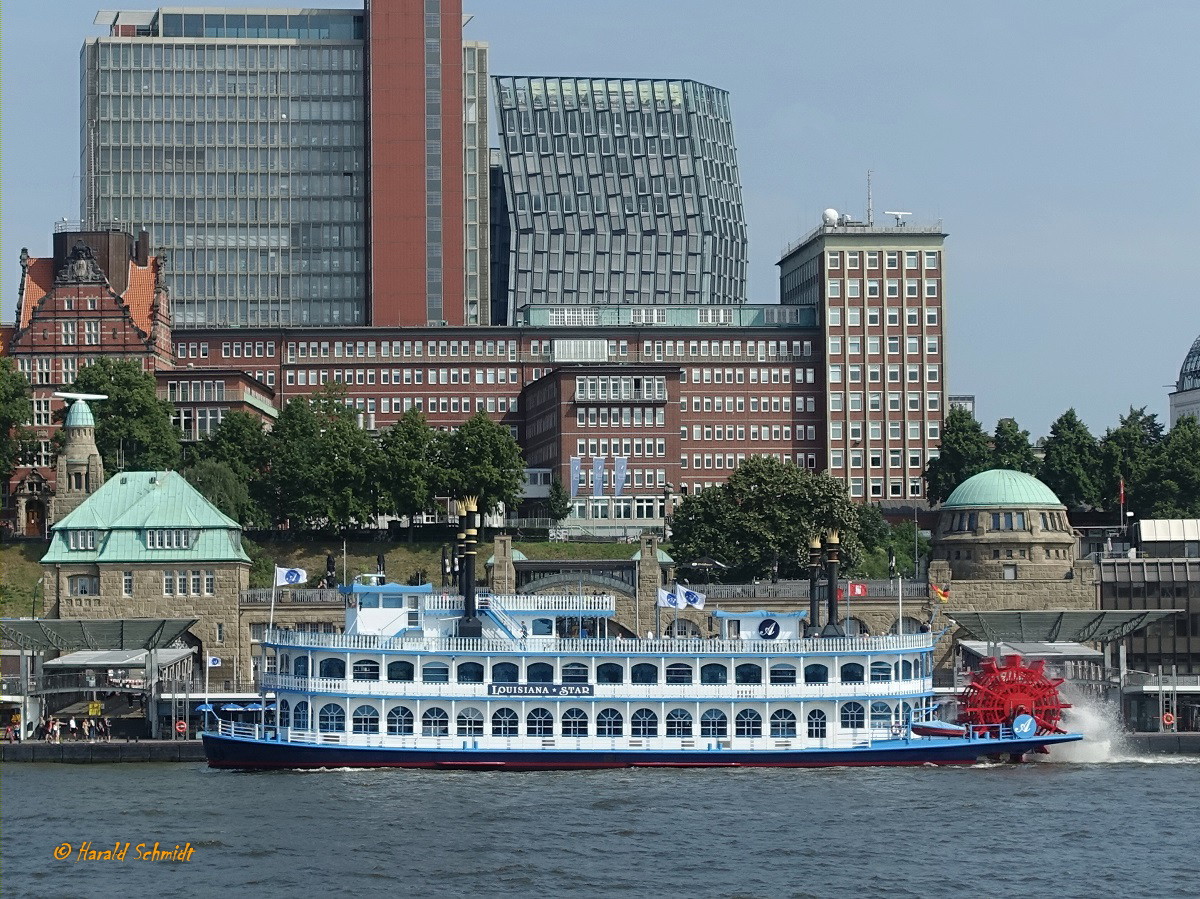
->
[51,399,106,524]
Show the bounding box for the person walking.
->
[68,717,78,741]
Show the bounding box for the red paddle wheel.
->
[958,654,1070,735]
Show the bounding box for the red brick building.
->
[3,228,172,534]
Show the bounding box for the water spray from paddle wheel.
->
[958,654,1070,735]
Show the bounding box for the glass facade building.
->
[493,77,747,323]
[463,41,490,325]
[82,9,368,327]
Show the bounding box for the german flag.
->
[930,583,950,603]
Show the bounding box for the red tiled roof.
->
[16,256,159,335]
[17,258,55,330]
[123,258,159,336]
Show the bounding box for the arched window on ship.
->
[457,707,484,736]
[387,707,414,736]
[387,661,414,682]
[352,659,380,680]
[700,709,728,738]
[457,662,484,683]
[735,709,762,737]
[422,663,450,683]
[770,664,797,685]
[631,708,658,737]
[527,707,554,737]
[562,663,590,684]
[597,708,623,737]
[631,663,658,684]
[735,663,762,685]
[527,663,554,684]
[807,709,827,739]
[596,663,623,684]
[666,708,692,737]
[318,703,345,732]
[840,702,866,729]
[840,663,864,684]
[803,663,828,684]
[701,663,727,684]
[770,709,797,738]
[666,663,693,685]
[562,707,588,737]
[492,662,519,683]
[352,705,379,734]
[319,658,345,679]
[491,708,518,737]
[422,707,449,736]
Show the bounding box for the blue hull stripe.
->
[202,732,1082,770]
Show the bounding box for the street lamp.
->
[31,577,44,620]
[805,532,845,638]
[806,537,822,636]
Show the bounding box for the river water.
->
[3,706,1199,899]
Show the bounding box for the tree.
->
[547,476,572,523]
[924,406,991,503]
[991,418,1039,475]
[1039,409,1101,509]
[1099,406,1165,512]
[190,410,271,525]
[70,358,180,471]
[378,407,438,542]
[262,386,383,529]
[182,458,256,524]
[0,357,33,484]
[1137,416,1200,518]
[437,412,525,516]
[670,456,860,583]
[202,410,270,476]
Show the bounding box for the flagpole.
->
[898,574,903,636]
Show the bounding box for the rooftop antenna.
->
[866,170,874,226]
[884,210,911,227]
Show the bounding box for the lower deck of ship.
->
[201,728,1081,770]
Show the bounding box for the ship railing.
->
[210,721,919,752]
[263,631,935,654]
[485,594,617,614]
[261,672,932,700]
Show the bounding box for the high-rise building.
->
[778,213,947,503]
[462,40,490,325]
[364,0,463,328]
[493,77,747,322]
[82,4,467,330]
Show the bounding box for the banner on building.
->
[614,457,628,497]
[569,457,581,498]
[592,456,605,498]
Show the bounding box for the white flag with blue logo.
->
[207,656,222,668]
[656,587,681,608]
[678,586,706,610]
[274,566,308,587]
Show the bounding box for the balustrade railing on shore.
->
[241,588,343,606]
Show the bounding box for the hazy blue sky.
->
[3,1,1197,439]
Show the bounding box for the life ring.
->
[1162,712,1176,727]
[175,719,188,734]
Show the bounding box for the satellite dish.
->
[884,210,912,227]
[822,208,839,226]
[54,392,109,402]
